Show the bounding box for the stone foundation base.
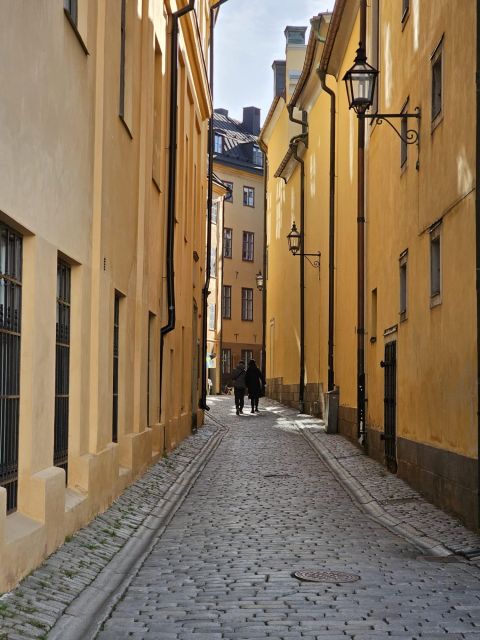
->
[266,378,324,417]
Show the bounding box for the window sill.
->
[243,204,255,208]
[401,10,410,31]
[119,114,133,139]
[431,112,443,134]
[64,9,89,55]
[430,293,442,308]
[399,311,407,323]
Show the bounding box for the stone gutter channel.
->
[294,414,480,563]
[0,421,226,640]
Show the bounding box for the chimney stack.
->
[272,60,286,98]
[242,106,261,135]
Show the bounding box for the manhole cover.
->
[293,570,360,583]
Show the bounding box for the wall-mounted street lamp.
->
[287,222,320,270]
[256,271,264,291]
[343,44,421,145]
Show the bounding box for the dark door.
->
[383,341,397,472]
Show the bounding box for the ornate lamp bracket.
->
[362,107,421,146]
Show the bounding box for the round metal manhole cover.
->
[293,570,360,584]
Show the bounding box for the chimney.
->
[242,106,261,135]
[214,108,229,117]
[284,26,308,46]
[272,60,286,98]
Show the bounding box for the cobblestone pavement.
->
[92,396,480,640]
[0,422,223,639]
[2,397,480,639]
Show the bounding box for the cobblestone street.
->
[3,397,480,639]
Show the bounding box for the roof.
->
[212,111,264,175]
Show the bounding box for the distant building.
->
[212,107,265,387]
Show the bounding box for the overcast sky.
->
[214,0,335,125]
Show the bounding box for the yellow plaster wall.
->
[366,0,477,458]
[0,0,212,591]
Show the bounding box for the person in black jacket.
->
[231,360,246,415]
[245,359,265,414]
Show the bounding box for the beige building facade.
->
[0,0,215,590]
[212,108,265,388]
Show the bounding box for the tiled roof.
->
[212,111,263,173]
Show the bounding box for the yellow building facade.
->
[0,0,215,590]
[263,0,479,528]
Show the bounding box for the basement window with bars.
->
[399,250,408,321]
[0,223,22,514]
[112,292,120,443]
[221,348,231,374]
[54,260,71,478]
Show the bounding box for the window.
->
[214,134,223,154]
[400,100,408,168]
[431,39,443,124]
[221,348,231,374]
[430,225,442,303]
[54,260,71,478]
[0,223,22,514]
[147,312,155,426]
[402,0,410,22]
[211,201,218,224]
[119,0,126,118]
[252,145,263,167]
[210,247,217,276]
[152,38,163,190]
[241,288,253,321]
[399,250,408,321]
[222,285,232,319]
[119,0,133,132]
[370,288,377,343]
[243,186,255,207]
[112,292,120,443]
[242,349,253,365]
[242,231,254,261]
[208,303,216,331]
[223,228,232,258]
[64,0,78,25]
[224,181,233,203]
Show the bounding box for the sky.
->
[214,0,335,126]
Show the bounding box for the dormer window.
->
[252,145,263,167]
[214,134,223,154]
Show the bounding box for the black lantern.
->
[287,222,301,255]
[256,271,264,291]
[343,45,378,115]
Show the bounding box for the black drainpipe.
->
[288,105,308,413]
[199,0,230,411]
[476,0,480,528]
[318,70,336,392]
[159,0,196,428]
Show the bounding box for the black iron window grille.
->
[0,223,22,514]
[54,260,71,477]
[113,293,120,443]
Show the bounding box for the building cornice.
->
[318,0,357,78]
[258,95,285,150]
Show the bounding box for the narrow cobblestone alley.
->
[90,397,480,640]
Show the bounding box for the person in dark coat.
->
[231,360,246,415]
[245,359,265,413]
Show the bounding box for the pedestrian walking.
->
[245,359,265,414]
[231,360,246,415]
